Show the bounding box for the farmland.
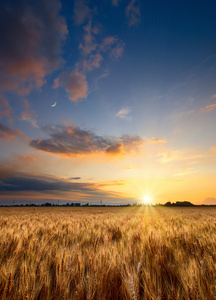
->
[0,206,216,299]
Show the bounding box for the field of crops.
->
[0,206,216,299]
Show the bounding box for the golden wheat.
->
[0,206,216,299]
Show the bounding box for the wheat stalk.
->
[128,273,137,300]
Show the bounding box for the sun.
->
[142,196,152,205]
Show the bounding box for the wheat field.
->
[0,206,216,299]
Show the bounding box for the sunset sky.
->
[0,0,216,205]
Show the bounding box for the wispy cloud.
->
[159,149,205,164]
[94,69,110,89]
[146,137,167,145]
[79,20,99,55]
[115,107,132,120]
[112,0,120,7]
[125,0,141,27]
[82,53,103,72]
[20,100,38,128]
[73,0,91,26]
[200,104,216,113]
[101,37,125,60]
[54,11,124,102]
[169,102,216,121]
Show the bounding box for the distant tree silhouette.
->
[42,202,52,206]
[164,201,194,207]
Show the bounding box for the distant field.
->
[0,206,216,299]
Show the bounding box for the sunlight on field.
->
[142,196,152,205]
[0,206,216,299]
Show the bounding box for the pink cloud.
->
[0,95,12,121]
[101,37,125,60]
[0,122,26,141]
[126,0,141,27]
[102,36,117,48]
[79,21,99,55]
[112,0,120,7]
[82,53,103,71]
[54,70,88,102]
[73,0,91,25]
[0,77,19,91]
[110,41,125,59]
[20,99,38,128]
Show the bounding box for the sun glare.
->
[142,196,152,205]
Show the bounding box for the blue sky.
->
[0,0,216,205]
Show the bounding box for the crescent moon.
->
[51,101,57,107]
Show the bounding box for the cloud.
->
[79,20,99,55]
[102,36,116,48]
[0,167,130,203]
[112,0,120,7]
[0,95,12,121]
[0,77,19,91]
[29,124,151,157]
[58,3,124,102]
[93,69,110,89]
[120,135,144,152]
[73,0,91,25]
[146,137,167,145]
[54,70,88,102]
[101,37,125,60]
[110,41,125,59]
[30,124,109,155]
[82,53,103,71]
[78,35,124,72]
[125,0,141,27]
[200,104,216,113]
[15,155,37,165]
[68,177,81,180]
[211,94,216,99]
[159,149,204,164]
[0,0,68,94]
[115,107,132,120]
[106,143,123,155]
[0,171,87,192]
[20,99,38,128]
[0,122,26,141]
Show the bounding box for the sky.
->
[0,0,216,205]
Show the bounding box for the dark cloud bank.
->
[0,167,129,203]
